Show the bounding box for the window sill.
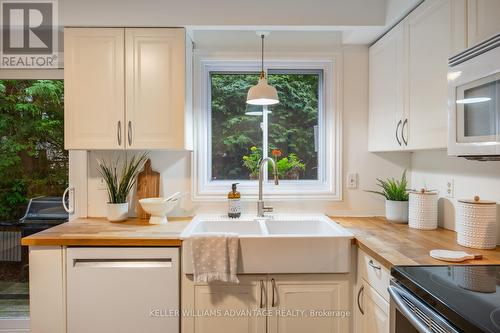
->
[193,180,341,201]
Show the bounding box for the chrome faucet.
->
[257,157,279,217]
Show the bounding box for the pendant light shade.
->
[246,34,279,106]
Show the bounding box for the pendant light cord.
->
[260,34,265,79]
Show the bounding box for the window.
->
[0,77,66,328]
[195,59,341,200]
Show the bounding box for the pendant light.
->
[246,33,279,106]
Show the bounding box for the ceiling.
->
[61,0,422,44]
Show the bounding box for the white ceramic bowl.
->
[138,198,178,224]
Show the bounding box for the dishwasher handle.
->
[73,258,172,268]
[388,284,459,333]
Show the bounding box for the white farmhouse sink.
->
[181,214,354,274]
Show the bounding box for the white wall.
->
[86,41,410,218]
[411,150,500,240]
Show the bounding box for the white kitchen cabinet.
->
[64,28,125,150]
[368,0,466,152]
[65,28,189,150]
[66,247,179,333]
[368,23,406,152]
[182,274,351,333]
[125,29,186,149]
[267,274,350,333]
[354,250,389,333]
[355,281,389,333]
[29,246,65,333]
[182,275,267,333]
[467,0,500,48]
[406,0,466,150]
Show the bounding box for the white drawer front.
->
[357,250,390,302]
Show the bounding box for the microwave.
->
[448,34,500,160]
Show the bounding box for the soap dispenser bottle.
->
[228,183,241,218]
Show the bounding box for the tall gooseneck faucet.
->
[257,157,279,217]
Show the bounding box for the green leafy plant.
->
[273,151,306,179]
[366,170,409,201]
[0,80,67,220]
[97,153,148,204]
[242,146,262,179]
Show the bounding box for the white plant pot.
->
[106,203,129,222]
[385,200,408,223]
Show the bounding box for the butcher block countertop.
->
[21,217,191,247]
[333,216,500,269]
[22,216,500,269]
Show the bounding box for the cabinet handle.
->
[127,121,132,146]
[402,118,408,146]
[271,278,277,307]
[395,120,402,146]
[259,280,265,308]
[368,259,381,270]
[117,121,122,146]
[357,285,364,315]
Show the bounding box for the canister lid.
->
[409,188,438,195]
[458,196,496,205]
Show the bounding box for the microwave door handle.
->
[388,286,433,333]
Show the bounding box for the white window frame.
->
[193,57,342,201]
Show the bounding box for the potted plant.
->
[366,170,409,223]
[97,152,148,222]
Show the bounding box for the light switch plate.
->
[347,173,358,189]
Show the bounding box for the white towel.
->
[191,233,239,284]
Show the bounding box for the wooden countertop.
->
[21,217,191,247]
[333,216,500,269]
[22,216,500,269]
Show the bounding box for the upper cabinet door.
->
[125,28,186,150]
[368,23,406,152]
[468,0,500,48]
[406,0,466,150]
[64,28,125,150]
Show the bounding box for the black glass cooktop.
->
[392,265,500,333]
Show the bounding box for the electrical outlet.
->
[347,173,358,189]
[445,178,454,198]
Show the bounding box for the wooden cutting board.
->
[136,159,160,219]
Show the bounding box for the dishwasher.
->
[66,247,179,333]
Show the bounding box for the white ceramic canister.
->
[456,196,497,249]
[408,190,438,230]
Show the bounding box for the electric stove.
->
[391,265,500,333]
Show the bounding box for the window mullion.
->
[262,105,269,182]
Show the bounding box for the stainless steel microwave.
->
[448,34,500,160]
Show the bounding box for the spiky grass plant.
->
[97,152,148,204]
[366,170,409,201]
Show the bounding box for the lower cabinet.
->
[355,281,389,333]
[185,275,267,333]
[182,274,351,333]
[354,249,390,333]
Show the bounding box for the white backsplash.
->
[411,150,500,243]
